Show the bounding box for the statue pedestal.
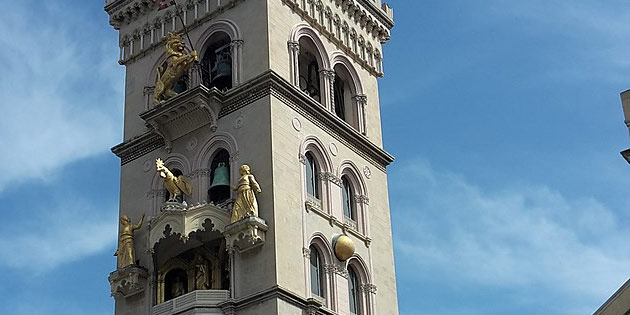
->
[224,216,268,253]
[108,265,149,298]
[161,201,186,211]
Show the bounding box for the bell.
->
[209,162,230,203]
[210,52,232,90]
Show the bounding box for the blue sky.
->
[0,0,628,314]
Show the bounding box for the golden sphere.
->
[334,235,355,261]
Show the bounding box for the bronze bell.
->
[209,162,230,203]
[210,51,232,89]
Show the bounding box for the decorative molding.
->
[216,285,335,315]
[359,283,377,294]
[111,132,165,166]
[320,172,342,186]
[355,194,369,205]
[111,71,394,170]
[303,247,312,258]
[324,263,349,278]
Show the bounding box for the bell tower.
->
[105,0,398,314]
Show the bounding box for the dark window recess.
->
[334,73,346,120]
[209,149,231,204]
[201,32,232,91]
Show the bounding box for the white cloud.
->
[0,3,123,191]
[0,200,117,273]
[392,160,630,314]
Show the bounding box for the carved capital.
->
[303,247,311,258]
[320,172,342,186]
[288,41,300,52]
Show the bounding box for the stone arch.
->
[337,160,367,196]
[300,136,333,173]
[289,23,331,70]
[194,132,239,204]
[330,52,363,95]
[308,232,334,265]
[194,132,239,170]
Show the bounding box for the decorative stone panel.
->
[108,265,149,298]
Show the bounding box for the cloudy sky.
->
[0,0,628,314]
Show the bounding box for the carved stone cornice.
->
[216,286,335,315]
[112,71,394,170]
[111,132,165,166]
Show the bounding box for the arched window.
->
[165,169,185,203]
[305,152,320,199]
[208,149,231,204]
[309,245,324,297]
[298,37,322,103]
[332,62,361,130]
[342,175,356,221]
[201,32,232,91]
[348,267,361,314]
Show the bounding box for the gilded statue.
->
[115,214,145,269]
[156,158,192,202]
[231,165,262,223]
[153,32,198,104]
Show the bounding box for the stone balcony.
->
[152,290,230,315]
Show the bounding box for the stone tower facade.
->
[105,0,398,314]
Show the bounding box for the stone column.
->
[353,94,368,135]
[230,39,244,87]
[288,41,300,86]
[321,70,336,112]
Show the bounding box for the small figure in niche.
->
[231,165,262,223]
[171,275,186,298]
[195,262,210,290]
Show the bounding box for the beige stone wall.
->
[269,95,399,314]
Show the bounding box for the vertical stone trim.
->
[319,70,335,112]
[321,70,336,113]
[353,94,368,135]
[230,39,244,86]
[143,86,155,110]
[288,41,300,86]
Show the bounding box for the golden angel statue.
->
[115,214,145,269]
[153,32,198,104]
[231,165,262,223]
[156,158,192,202]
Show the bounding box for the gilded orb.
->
[334,235,355,261]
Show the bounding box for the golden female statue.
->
[231,165,262,223]
[153,32,198,104]
[115,214,145,269]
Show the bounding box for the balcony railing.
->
[152,290,230,315]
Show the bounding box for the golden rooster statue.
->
[156,158,192,202]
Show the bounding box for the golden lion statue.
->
[156,158,192,202]
[153,32,198,104]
